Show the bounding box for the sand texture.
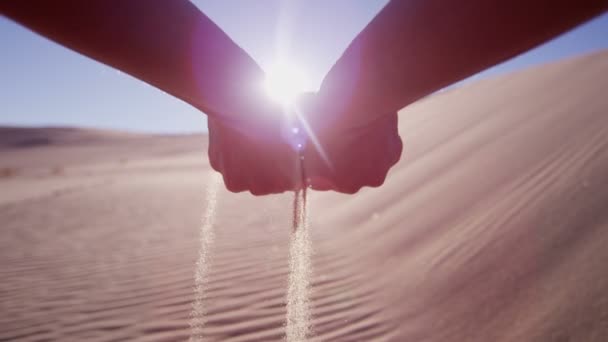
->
[1,51,608,341]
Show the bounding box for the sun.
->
[263,62,310,106]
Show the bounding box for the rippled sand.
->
[1,51,608,341]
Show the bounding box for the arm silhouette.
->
[319,0,608,127]
[1,0,295,195]
[0,0,274,127]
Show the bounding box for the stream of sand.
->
[190,174,221,342]
[286,189,312,341]
[190,176,312,341]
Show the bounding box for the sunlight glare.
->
[264,63,310,106]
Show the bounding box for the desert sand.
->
[1,50,608,341]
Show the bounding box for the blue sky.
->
[1,2,607,133]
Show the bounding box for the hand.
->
[207,91,402,196]
[207,101,305,195]
[297,93,403,194]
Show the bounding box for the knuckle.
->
[223,176,244,193]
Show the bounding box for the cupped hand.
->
[207,100,304,195]
[297,93,403,194]
[207,92,402,196]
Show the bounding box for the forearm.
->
[320,0,608,125]
[0,0,265,121]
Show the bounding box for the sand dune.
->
[1,50,608,341]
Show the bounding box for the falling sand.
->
[3,51,608,342]
[189,175,313,341]
[286,189,312,341]
[190,173,221,342]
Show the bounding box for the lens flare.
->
[263,62,333,176]
[264,63,310,106]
